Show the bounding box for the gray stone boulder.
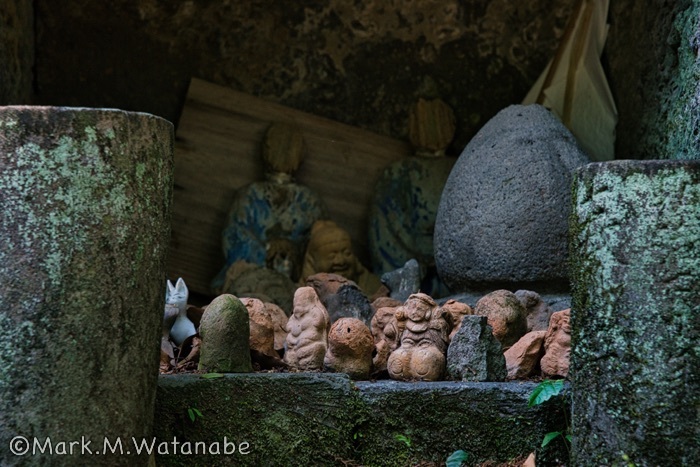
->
[380,258,421,303]
[434,104,589,292]
[446,315,506,382]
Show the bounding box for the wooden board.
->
[168,78,412,296]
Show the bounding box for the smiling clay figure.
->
[300,220,381,297]
[386,293,450,381]
[283,287,330,371]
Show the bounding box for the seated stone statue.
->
[212,122,326,292]
[300,220,381,297]
[368,98,456,297]
[386,293,451,381]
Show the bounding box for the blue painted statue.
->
[368,98,456,297]
[212,122,326,293]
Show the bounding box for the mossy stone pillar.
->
[0,107,173,466]
[570,160,700,466]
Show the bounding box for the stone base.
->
[154,373,569,466]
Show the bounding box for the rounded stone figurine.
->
[198,294,253,373]
[215,122,326,291]
[301,220,381,296]
[324,317,374,380]
[368,98,457,296]
[283,287,330,371]
[387,293,450,381]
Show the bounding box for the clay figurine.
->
[166,278,196,346]
[540,309,571,378]
[368,98,457,296]
[300,220,381,296]
[370,304,403,374]
[387,293,450,381]
[241,297,278,358]
[263,301,290,355]
[283,287,330,371]
[213,122,326,292]
[441,299,474,341]
[324,317,374,380]
[473,289,528,351]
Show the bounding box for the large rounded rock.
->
[434,104,589,292]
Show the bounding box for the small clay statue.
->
[370,304,403,373]
[387,293,450,381]
[324,317,374,380]
[166,277,196,346]
[263,301,290,355]
[283,287,330,371]
[540,309,571,378]
[300,220,381,297]
[441,299,474,341]
[213,122,326,292]
[368,98,457,296]
[241,297,278,358]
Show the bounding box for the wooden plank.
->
[167,78,412,296]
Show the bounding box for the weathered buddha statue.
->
[386,293,451,381]
[212,122,326,292]
[368,98,456,297]
[300,220,382,297]
[283,286,330,371]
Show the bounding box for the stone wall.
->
[154,374,569,466]
[33,0,572,153]
[607,0,700,160]
[0,0,33,104]
[6,2,700,160]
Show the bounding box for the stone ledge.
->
[154,374,568,466]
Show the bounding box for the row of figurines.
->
[162,277,570,381]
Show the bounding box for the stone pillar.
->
[0,107,174,466]
[570,160,700,466]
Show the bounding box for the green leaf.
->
[394,434,411,447]
[528,379,564,407]
[187,407,203,422]
[201,372,225,379]
[565,434,572,443]
[446,449,470,467]
[541,431,562,448]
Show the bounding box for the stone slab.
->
[154,373,568,466]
